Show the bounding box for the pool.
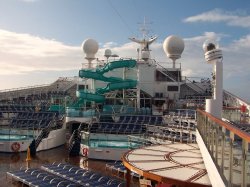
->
[0,134,33,141]
[89,139,141,149]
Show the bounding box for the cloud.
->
[0,29,83,75]
[183,9,250,28]
[18,0,39,2]
[0,29,249,100]
[222,34,250,78]
[101,33,250,100]
[182,32,250,80]
[1,29,246,79]
[102,42,118,48]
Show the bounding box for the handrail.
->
[0,84,51,93]
[155,62,177,82]
[0,76,78,93]
[197,109,250,142]
[185,78,207,93]
[196,108,250,186]
[224,90,250,106]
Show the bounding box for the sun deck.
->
[122,143,211,187]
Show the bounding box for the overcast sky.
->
[0,0,250,101]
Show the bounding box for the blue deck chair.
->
[93,176,113,186]
[80,173,104,186]
[123,116,131,123]
[149,116,157,125]
[118,116,125,123]
[106,180,125,187]
[136,116,145,124]
[104,123,114,132]
[132,125,142,134]
[118,123,128,134]
[129,116,137,123]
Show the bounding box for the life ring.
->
[82,148,88,157]
[11,142,21,152]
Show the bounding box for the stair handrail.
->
[35,115,56,149]
[185,78,207,94]
[68,123,83,153]
[155,62,178,82]
[223,90,250,107]
[68,124,82,154]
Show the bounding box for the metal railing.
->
[197,109,250,187]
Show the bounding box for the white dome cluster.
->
[82,39,99,60]
[104,49,112,59]
[163,35,184,62]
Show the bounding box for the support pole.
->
[126,168,131,187]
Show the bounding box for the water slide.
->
[77,59,137,103]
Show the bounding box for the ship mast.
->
[128,18,157,58]
[129,18,158,109]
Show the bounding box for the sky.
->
[0,0,250,101]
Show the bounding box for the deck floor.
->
[0,145,137,187]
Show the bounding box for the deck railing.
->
[197,109,250,187]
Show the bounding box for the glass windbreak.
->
[197,110,250,186]
[223,130,231,184]
[246,143,250,186]
[232,134,243,186]
[217,126,223,168]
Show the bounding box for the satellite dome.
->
[203,40,222,63]
[202,40,218,53]
[141,51,150,61]
[82,39,99,59]
[163,35,185,61]
[104,49,112,58]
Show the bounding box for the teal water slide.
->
[77,59,137,103]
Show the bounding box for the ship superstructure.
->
[0,28,249,187]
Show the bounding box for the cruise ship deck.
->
[0,31,250,187]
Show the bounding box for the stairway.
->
[156,63,178,82]
[29,119,54,157]
[68,124,83,156]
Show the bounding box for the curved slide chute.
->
[77,59,137,103]
[76,91,105,103]
[96,80,137,94]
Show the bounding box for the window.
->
[168,86,178,91]
[78,85,88,90]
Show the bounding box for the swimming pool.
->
[89,139,141,149]
[0,134,33,141]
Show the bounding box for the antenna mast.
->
[129,18,157,59]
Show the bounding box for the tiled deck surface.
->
[123,142,211,186]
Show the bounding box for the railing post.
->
[242,139,248,187]
[221,127,226,174]
[206,117,210,147]
[215,125,218,162]
[126,168,131,187]
[211,122,214,155]
[229,131,234,187]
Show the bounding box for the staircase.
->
[185,78,209,94]
[29,117,55,157]
[68,124,84,156]
[156,63,179,82]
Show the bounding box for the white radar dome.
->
[203,40,222,63]
[163,35,185,61]
[82,39,99,60]
[104,49,112,58]
[202,40,219,53]
[141,51,150,61]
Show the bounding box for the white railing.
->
[224,90,250,110]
